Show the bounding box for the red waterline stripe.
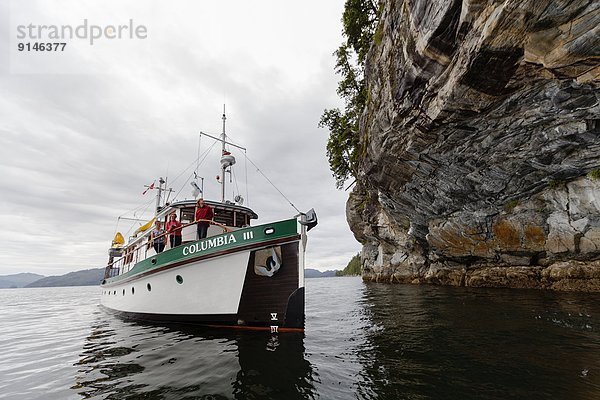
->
[205,324,304,333]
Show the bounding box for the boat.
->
[100,112,317,332]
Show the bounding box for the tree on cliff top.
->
[320,0,380,189]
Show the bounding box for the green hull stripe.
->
[105,218,298,284]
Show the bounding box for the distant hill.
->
[26,268,104,288]
[0,273,46,289]
[8,266,335,287]
[305,268,339,278]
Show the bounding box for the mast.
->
[221,105,226,203]
[199,125,243,204]
[156,177,165,213]
[217,105,236,203]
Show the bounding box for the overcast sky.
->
[0,0,362,277]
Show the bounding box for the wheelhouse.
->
[158,199,258,241]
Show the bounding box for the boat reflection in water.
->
[72,315,316,399]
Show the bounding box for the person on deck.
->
[166,213,183,248]
[150,221,166,253]
[195,198,214,239]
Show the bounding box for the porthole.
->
[176,275,183,284]
[264,227,275,235]
[147,283,152,292]
[122,289,125,296]
[113,290,116,295]
[132,287,135,295]
[151,258,157,264]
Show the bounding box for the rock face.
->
[349,0,600,291]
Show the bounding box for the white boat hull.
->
[101,251,250,315]
[101,218,311,330]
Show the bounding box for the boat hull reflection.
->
[73,317,315,399]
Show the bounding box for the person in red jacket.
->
[166,213,183,248]
[195,198,214,239]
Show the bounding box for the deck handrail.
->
[149,218,233,244]
[104,218,233,272]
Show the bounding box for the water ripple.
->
[0,281,599,399]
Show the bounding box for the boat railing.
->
[103,218,233,279]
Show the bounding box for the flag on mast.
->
[142,181,155,195]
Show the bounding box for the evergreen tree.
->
[320,0,380,189]
[337,253,362,276]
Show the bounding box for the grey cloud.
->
[0,0,357,275]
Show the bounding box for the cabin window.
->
[147,283,152,291]
[214,209,234,226]
[180,207,195,224]
[181,204,252,227]
[176,275,183,284]
[235,212,248,227]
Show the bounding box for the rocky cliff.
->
[348,0,600,291]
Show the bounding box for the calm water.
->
[0,278,599,399]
